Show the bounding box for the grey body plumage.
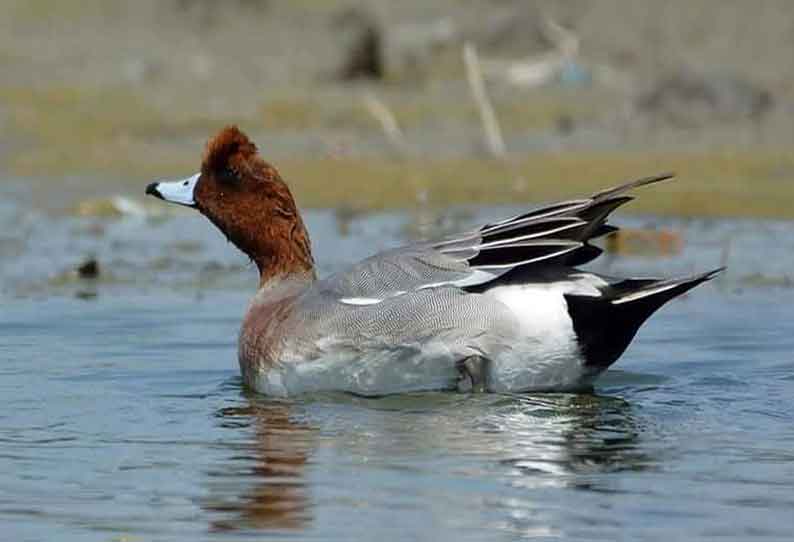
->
[245,174,722,396]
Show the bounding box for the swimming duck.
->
[146,126,721,396]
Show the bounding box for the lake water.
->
[2,182,794,541]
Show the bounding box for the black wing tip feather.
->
[445,172,679,273]
[700,266,726,281]
[564,244,603,267]
[593,172,675,200]
[593,224,619,238]
[468,241,582,269]
[480,171,674,239]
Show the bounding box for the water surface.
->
[2,183,794,541]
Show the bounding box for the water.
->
[2,183,794,541]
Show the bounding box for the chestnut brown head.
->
[146,126,315,285]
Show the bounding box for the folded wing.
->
[326,174,674,304]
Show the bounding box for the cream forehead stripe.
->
[146,173,200,207]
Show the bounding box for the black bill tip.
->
[145,182,163,199]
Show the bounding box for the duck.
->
[146,126,721,397]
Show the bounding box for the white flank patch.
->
[484,282,588,391]
[488,284,575,341]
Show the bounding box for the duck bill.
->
[145,173,200,208]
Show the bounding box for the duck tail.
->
[564,268,724,371]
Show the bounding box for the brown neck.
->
[252,214,316,288]
[205,206,316,288]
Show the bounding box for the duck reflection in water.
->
[485,393,651,489]
[204,394,316,532]
[336,391,650,488]
[202,386,652,535]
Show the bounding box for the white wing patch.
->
[339,290,408,305]
[339,297,384,306]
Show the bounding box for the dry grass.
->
[0,84,607,178]
[1,86,244,178]
[4,84,792,219]
[280,150,794,218]
[1,89,788,216]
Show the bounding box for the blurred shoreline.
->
[1,0,793,217]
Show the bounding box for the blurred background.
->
[1,0,792,213]
[4,0,794,294]
[0,0,794,292]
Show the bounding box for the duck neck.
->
[252,218,316,289]
[256,254,316,290]
[215,213,316,289]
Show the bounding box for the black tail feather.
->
[565,268,723,370]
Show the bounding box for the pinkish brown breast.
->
[237,276,313,388]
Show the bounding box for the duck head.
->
[146,126,315,286]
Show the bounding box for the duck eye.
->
[218,166,239,184]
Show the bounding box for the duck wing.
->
[323,174,673,304]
